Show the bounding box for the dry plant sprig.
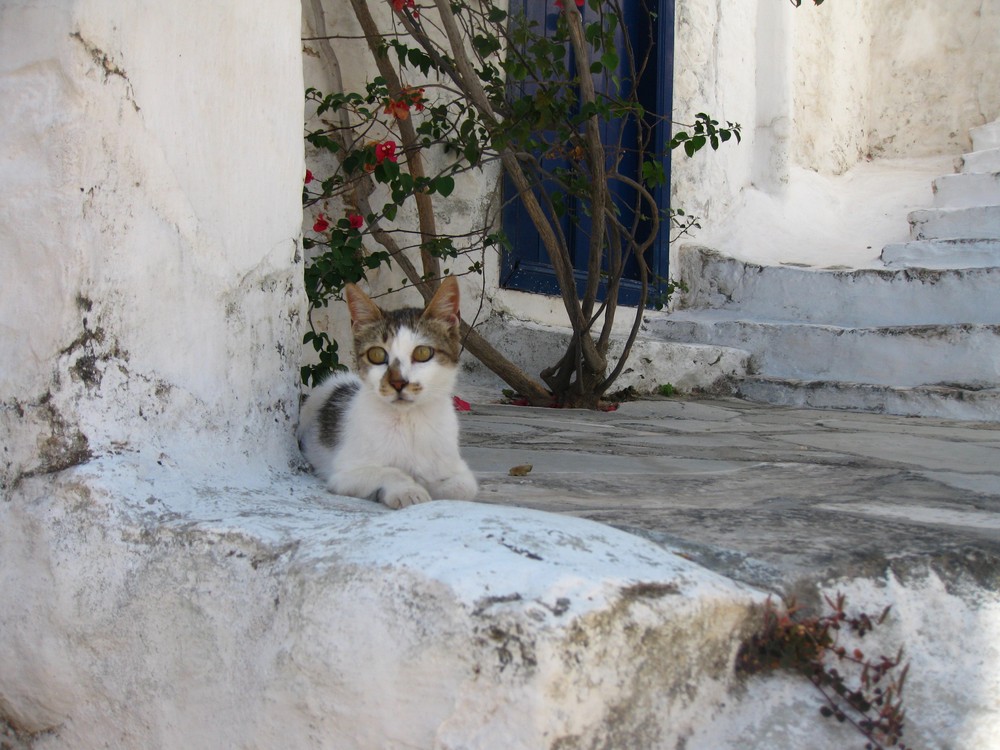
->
[737,592,910,750]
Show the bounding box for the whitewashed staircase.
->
[648,120,1000,421]
[882,120,1000,268]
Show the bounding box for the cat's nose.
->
[389,377,407,393]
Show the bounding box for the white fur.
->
[297,344,478,509]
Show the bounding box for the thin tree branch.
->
[349,0,441,283]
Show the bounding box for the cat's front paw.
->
[432,469,479,500]
[377,480,432,510]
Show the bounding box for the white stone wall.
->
[1,0,306,488]
[789,0,1000,170]
[867,0,1000,159]
[671,0,1000,239]
[789,2,875,175]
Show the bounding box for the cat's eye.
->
[366,346,388,365]
[412,345,435,363]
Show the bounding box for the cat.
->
[297,276,479,509]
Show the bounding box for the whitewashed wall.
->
[1,0,305,489]
[672,0,1000,227]
[867,0,1000,160]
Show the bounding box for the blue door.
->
[501,0,674,306]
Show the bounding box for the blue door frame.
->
[500,0,675,307]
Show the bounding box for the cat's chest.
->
[353,404,454,457]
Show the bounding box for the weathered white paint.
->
[671,0,1000,267]
[909,206,1000,241]
[687,572,1000,750]
[1,0,306,490]
[4,1,999,744]
[0,6,771,748]
[664,243,1000,419]
[1,456,763,748]
[868,2,1000,160]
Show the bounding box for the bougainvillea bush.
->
[301,0,820,404]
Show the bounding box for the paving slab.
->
[459,395,1000,593]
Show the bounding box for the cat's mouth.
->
[385,389,414,404]
[383,381,422,404]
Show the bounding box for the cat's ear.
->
[345,283,382,329]
[422,276,461,328]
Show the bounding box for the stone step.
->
[932,171,1000,208]
[908,205,1000,240]
[674,245,1000,326]
[736,376,1000,421]
[461,314,751,398]
[2,457,765,750]
[881,237,1000,269]
[960,147,1000,174]
[648,313,1000,388]
[971,119,1000,152]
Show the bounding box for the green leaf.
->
[641,159,666,187]
[464,141,481,166]
[435,175,456,197]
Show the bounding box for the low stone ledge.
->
[0,454,762,749]
[462,316,749,399]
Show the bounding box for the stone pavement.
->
[459,395,1000,595]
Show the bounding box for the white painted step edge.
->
[737,377,1000,422]
[881,238,1000,269]
[908,205,1000,240]
[932,172,1000,209]
[971,120,1000,152]
[960,148,1000,174]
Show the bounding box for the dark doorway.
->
[500,0,674,306]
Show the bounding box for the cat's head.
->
[345,277,462,406]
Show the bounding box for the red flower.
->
[555,0,585,7]
[404,86,425,112]
[304,169,314,184]
[453,396,471,412]
[383,98,411,121]
[312,213,329,232]
[384,88,425,120]
[391,0,415,11]
[375,140,398,164]
[347,213,364,229]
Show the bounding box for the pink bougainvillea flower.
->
[375,140,398,164]
[452,396,471,412]
[347,213,364,229]
[365,140,399,172]
[312,213,330,232]
[304,169,314,184]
